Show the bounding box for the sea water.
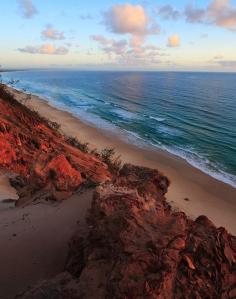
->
[2,70,236,187]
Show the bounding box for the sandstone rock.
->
[18,164,235,298]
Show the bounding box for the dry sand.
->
[0,171,18,210]
[0,189,93,299]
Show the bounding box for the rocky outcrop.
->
[0,85,111,205]
[17,165,236,299]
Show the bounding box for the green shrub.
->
[65,136,89,153]
[100,147,122,174]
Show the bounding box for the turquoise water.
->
[2,70,236,187]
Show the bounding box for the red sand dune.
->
[0,86,111,205]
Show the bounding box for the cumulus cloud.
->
[18,0,38,19]
[41,26,65,40]
[91,4,170,66]
[167,34,181,47]
[91,35,128,56]
[18,44,69,55]
[155,1,236,31]
[91,34,167,66]
[185,0,236,31]
[185,5,205,23]
[104,4,159,43]
[158,5,181,20]
[104,4,149,35]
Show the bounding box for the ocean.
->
[2,70,236,187]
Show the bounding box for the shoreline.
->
[4,85,236,234]
[7,83,236,190]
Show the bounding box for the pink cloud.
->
[185,0,236,31]
[18,44,69,55]
[155,1,236,31]
[104,4,159,37]
[91,35,112,46]
[167,35,181,47]
[104,4,148,35]
[91,35,127,56]
[91,34,167,66]
[41,26,65,40]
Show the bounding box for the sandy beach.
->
[6,86,235,235]
[0,189,93,299]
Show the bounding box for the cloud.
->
[91,34,167,66]
[80,14,93,20]
[130,35,145,48]
[154,1,236,31]
[158,5,181,20]
[185,5,205,23]
[200,33,209,38]
[92,4,165,66]
[104,4,159,36]
[91,35,128,56]
[18,44,69,55]
[215,60,236,67]
[209,56,236,68]
[213,54,224,59]
[185,0,236,31]
[18,0,38,19]
[41,26,65,40]
[91,35,112,46]
[167,34,180,47]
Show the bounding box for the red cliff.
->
[0,86,111,205]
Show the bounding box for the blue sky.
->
[0,0,236,71]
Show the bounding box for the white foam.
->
[118,129,236,188]
[112,108,139,120]
[157,125,183,137]
[149,116,165,122]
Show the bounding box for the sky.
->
[0,0,236,71]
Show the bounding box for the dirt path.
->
[0,189,93,299]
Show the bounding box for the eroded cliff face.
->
[0,86,111,205]
[17,165,236,299]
